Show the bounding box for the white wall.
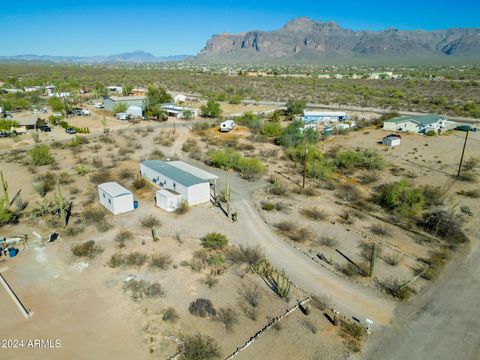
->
[186,183,211,206]
[141,163,210,206]
[98,188,133,215]
[383,121,420,132]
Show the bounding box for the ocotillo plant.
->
[225,172,231,217]
[55,179,67,227]
[369,242,378,277]
[0,171,9,206]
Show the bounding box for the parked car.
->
[455,125,477,132]
[39,125,52,132]
[65,128,76,134]
[94,102,104,109]
[72,108,83,116]
[0,131,9,138]
[81,109,91,116]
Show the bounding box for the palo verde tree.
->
[145,85,172,113]
[200,99,222,118]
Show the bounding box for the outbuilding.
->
[303,111,347,124]
[98,182,134,215]
[126,106,142,118]
[382,135,401,147]
[104,96,146,113]
[156,189,182,212]
[140,160,213,206]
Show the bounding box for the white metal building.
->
[303,111,347,124]
[156,189,182,212]
[98,182,134,215]
[140,160,215,206]
[382,135,401,147]
[127,106,143,118]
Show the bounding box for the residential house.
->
[383,114,453,134]
[104,96,146,112]
[302,111,347,124]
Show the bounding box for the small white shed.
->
[382,135,401,147]
[98,182,134,215]
[174,94,187,103]
[127,106,142,118]
[156,189,182,212]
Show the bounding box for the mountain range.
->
[0,51,191,64]
[196,17,480,64]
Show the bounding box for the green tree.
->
[0,120,18,131]
[145,85,172,112]
[48,97,65,112]
[150,105,168,121]
[182,109,194,120]
[276,120,318,147]
[113,102,128,114]
[285,99,307,118]
[201,100,222,118]
[374,179,425,218]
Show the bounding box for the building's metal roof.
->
[98,182,132,197]
[106,96,145,102]
[168,161,218,181]
[385,114,445,125]
[303,111,347,117]
[141,160,207,187]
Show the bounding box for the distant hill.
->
[196,17,480,64]
[0,51,192,64]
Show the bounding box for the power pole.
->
[302,146,309,188]
[457,130,469,177]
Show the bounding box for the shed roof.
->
[304,111,347,117]
[168,161,218,181]
[385,114,445,125]
[98,182,132,197]
[142,160,207,187]
[106,96,145,102]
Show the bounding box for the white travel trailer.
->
[220,120,235,132]
[98,182,134,215]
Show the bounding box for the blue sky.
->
[1,0,479,56]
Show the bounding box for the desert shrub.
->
[204,275,219,288]
[339,263,364,277]
[72,240,103,258]
[261,201,275,211]
[260,121,282,137]
[303,319,317,334]
[383,254,401,266]
[207,149,265,180]
[119,168,134,179]
[149,254,173,270]
[74,164,91,175]
[267,179,288,196]
[276,120,318,147]
[178,333,221,360]
[369,224,391,236]
[14,196,28,211]
[339,320,365,352]
[316,236,338,248]
[300,207,327,221]
[226,245,264,266]
[359,172,379,185]
[32,180,53,197]
[458,188,480,198]
[423,210,468,245]
[189,298,216,317]
[162,307,179,323]
[132,177,147,190]
[149,148,165,159]
[422,186,446,206]
[238,283,262,307]
[82,207,107,225]
[89,171,111,185]
[275,221,314,242]
[201,233,228,250]
[175,200,189,215]
[334,149,386,173]
[207,254,225,267]
[310,295,331,311]
[141,215,160,228]
[123,280,165,300]
[115,230,133,246]
[108,252,148,268]
[29,145,54,166]
[374,179,425,218]
[377,278,413,300]
[215,307,239,332]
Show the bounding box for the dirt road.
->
[192,166,395,326]
[362,230,480,360]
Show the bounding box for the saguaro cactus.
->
[369,242,378,277]
[0,171,9,206]
[55,179,67,227]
